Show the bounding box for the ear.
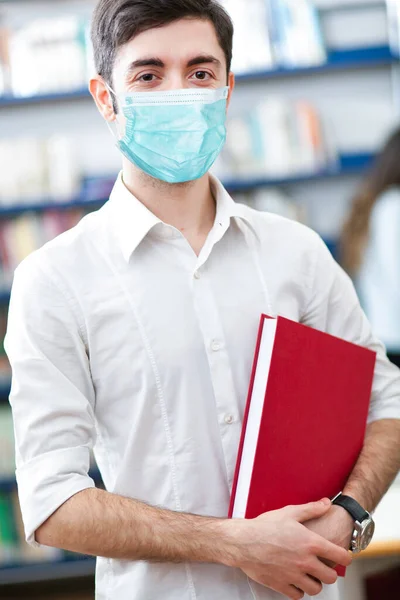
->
[89,76,116,122]
[226,71,235,110]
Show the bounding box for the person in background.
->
[341,128,400,368]
[4,1,400,600]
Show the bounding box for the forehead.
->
[114,18,226,72]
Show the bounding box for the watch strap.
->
[332,493,370,523]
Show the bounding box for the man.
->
[5,1,400,599]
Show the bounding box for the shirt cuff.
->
[367,403,400,425]
[16,446,96,547]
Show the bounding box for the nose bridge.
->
[167,64,190,90]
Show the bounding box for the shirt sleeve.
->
[4,254,96,547]
[301,233,400,424]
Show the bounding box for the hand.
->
[303,504,354,567]
[223,499,352,600]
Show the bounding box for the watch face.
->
[360,520,375,551]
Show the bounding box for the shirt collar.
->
[108,172,257,263]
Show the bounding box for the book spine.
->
[228,314,268,518]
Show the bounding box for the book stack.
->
[220,0,326,74]
[0,136,81,204]
[0,209,86,289]
[0,307,10,384]
[0,404,99,568]
[214,98,336,180]
[0,406,63,565]
[387,0,400,56]
[5,16,90,98]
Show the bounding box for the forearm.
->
[344,419,400,512]
[36,487,232,564]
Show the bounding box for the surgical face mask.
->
[107,86,229,184]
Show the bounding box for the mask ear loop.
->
[247,576,258,599]
[104,84,123,143]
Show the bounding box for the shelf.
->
[0,88,90,108]
[0,46,397,107]
[0,469,103,493]
[0,176,115,217]
[0,556,95,585]
[0,379,10,398]
[223,152,375,191]
[0,475,15,493]
[0,152,376,217]
[235,45,397,82]
[317,1,385,13]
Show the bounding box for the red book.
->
[229,315,376,572]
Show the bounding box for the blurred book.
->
[0,26,11,96]
[0,209,86,287]
[0,405,14,478]
[214,98,336,180]
[218,0,326,73]
[0,490,62,565]
[0,136,81,204]
[220,0,275,74]
[387,0,400,57]
[267,0,327,67]
[8,16,89,98]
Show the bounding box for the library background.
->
[0,0,400,598]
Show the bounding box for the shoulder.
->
[236,202,322,252]
[14,208,104,286]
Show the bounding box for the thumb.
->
[285,498,331,522]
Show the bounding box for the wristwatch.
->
[331,492,375,554]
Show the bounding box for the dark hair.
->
[340,127,400,275]
[91,0,233,88]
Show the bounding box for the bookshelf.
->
[0,556,96,586]
[0,152,376,217]
[0,45,396,107]
[0,1,399,596]
[0,469,103,493]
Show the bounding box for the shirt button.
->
[224,414,234,424]
[211,340,221,352]
[194,270,201,279]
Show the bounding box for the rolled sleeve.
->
[302,234,400,423]
[4,254,96,547]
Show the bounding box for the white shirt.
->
[358,187,400,353]
[5,174,400,600]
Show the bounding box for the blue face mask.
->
[108,86,229,184]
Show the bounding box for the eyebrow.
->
[186,55,222,68]
[126,54,222,77]
[126,58,165,75]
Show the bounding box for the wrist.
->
[342,488,374,513]
[330,504,354,531]
[214,518,245,569]
[187,517,241,567]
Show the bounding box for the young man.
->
[5,1,400,599]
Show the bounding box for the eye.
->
[139,73,157,82]
[192,71,211,81]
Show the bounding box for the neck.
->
[122,161,216,241]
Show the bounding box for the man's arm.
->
[344,419,400,512]
[36,488,350,600]
[305,420,400,551]
[301,234,400,549]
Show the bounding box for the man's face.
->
[112,17,231,99]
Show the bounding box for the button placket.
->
[191,270,241,487]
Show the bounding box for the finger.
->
[296,576,323,597]
[287,585,305,600]
[285,498,331,522]
[317,539,352,567]
[307,558,338,586]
